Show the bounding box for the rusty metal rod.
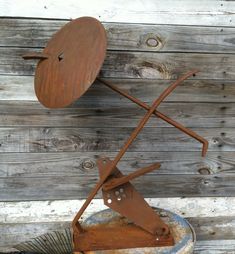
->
[22,52,49,60]
[72,70,197,232]
[97,77,208,157]
[103,162,161,191]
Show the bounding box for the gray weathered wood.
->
[1,216,235,251]
[0,222,70,252]
[1,18,235,53]
[188,216,235,240]
[1,173,235,201]
[0,0,235,27]
[0,6,234,252]
[0,101,232,128]
[0,127,231,153]
[0,76,234,103]
[2,198,234,224]
[0,151,233,177]
[194,240,235,254]
[1,48,235,79]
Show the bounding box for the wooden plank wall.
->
[0,0,235,253]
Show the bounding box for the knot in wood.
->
[146,37,159,47]
[82,159,95,170]
[198,167,211,175]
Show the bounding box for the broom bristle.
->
[14,228,73,254]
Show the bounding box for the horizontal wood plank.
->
[1,19,235,53]
[0,3,234,252]
[2,198,235,224]
[1,48,235,79]
[0,76,234,103]
[1,215,235,251]
[0,127,231,153]
[1,198,235,251]
[0,222,70,252]
[194,240,235,254]
[5,240,235,254]
[0,101,233,128]
[0,0,234,26]
[188,216,235,241]
[0,151,233,176]
[1,173,235,201]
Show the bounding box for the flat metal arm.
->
[103,162,161,191]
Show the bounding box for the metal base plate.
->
[75,207,195,254]
[14,207,195,254]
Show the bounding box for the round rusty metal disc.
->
[35,17,107,108]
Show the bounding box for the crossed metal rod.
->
[72,70,208,233]
[97,76,208,157]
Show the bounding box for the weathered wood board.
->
[1,173,235,201]
[0,102,233,128]
[0,127,232,153]
[0,151,233,176]
[1,198,235,252]
[1,48,235,79]
[194,240,235,254]
[2,218,235,252]
[0,77,234,103]
[2,198,235,224]
[1,19,235,53]
[0,1,235,252]
[0,0,235,26]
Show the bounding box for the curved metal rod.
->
[97,77,208,157]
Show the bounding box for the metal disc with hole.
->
[81,207,196,254]
[34,17,107,108]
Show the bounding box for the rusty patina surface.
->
[22,17,207,253]
[75,208,195,254]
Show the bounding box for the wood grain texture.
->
[188,216,235,241]
[0,0,234,26]
[1,216,235,252]
[1,173,235,201]
[0,127,231,153]
[194,240,235,254]
[0,101,233,128]
[1,198,235,251]
[0,7,234,251]
[0,76,234,103]
[1,18,235,53]
[0,221,70,252]
[0,151,233,176]
[1,198,235,224]
[1,48,235,79]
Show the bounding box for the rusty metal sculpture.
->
[23,17,208,253]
